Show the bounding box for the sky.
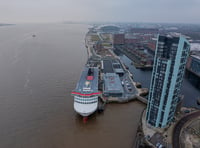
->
[0,0,200,24]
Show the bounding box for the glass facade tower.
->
[146,35,190,128]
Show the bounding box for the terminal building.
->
[146,35,190,128]
[101,58,125,97]
[103,73,124,97]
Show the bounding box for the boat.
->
[32,34,36,37]
[71,66,101,117]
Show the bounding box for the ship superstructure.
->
[71,66,101,117]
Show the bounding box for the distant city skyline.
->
[0,0,200,24]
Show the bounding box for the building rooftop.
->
[99,25,120,32]
[102,59,114,73]
[103,73,124,94]
[112,59,124,74]
[102,59,124,74]
[191,55,200,61]
[190,43,200,51]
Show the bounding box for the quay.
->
[85,28,148,105]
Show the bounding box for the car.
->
[156,143,159,146]
[156,143,161,147]
[127,84,131,87]
[121,81,124,86]
[156,143,164,148]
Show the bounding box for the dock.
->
[85,30,149,105]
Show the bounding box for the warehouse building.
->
[103,73,124,97]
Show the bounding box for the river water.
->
[0,24,145,148]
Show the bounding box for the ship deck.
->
[74,66,99,94]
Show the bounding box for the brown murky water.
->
[0,24,145,148]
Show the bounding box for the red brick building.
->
[113,33,125,45]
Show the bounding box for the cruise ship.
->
[71,66,101,117]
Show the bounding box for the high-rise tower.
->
[146,35,190,128]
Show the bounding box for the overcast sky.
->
[1,0,200,24]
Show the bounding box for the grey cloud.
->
[0,0,199,24]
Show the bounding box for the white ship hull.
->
[73,96,98,117]
[71,66,100,117]
[74,101,98,117]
